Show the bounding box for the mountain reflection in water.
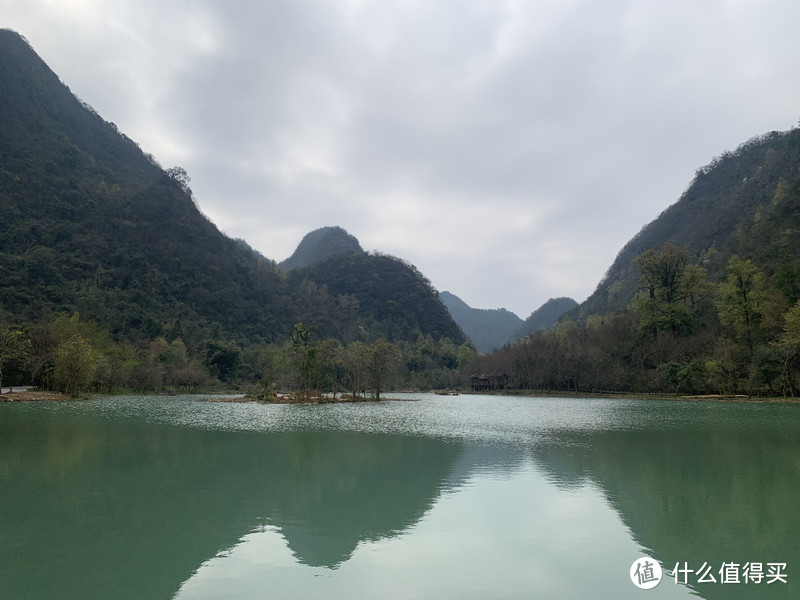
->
[1,395,797,600]
[0,407,475,598]
[531,404,800,600]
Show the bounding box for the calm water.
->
[1,394,798,599]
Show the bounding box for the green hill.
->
[511,297,578,341]
[0,29,462,350]
[439,292,522,353]
[571,128,800,320]
[471,125,800,395]
[0,29,288,344]
[293,253,464,343]
[440,292,577,353]
[280,226,364,270]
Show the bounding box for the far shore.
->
[204,394,421,405]
[1,388,798,404]
[481,389,800,403]
[0,390,70,402]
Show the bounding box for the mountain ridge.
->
[467,124,800,395]
[511,297,579,341]
[439,291,522,353]
[440,292,577,352]
[568,127,800,321]
[0,29,463,348]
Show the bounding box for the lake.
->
[1,393,797,599]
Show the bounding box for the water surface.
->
[1,394,797,599]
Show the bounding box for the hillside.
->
[280,226,364,270]
[511,297,578,341]
[0,29,462,349]
[0,30,287,344]
[439,292,522,353]
[440,293,577,352]
[293,254,465,343]
[571,128,800,320]
[470,125,800,395]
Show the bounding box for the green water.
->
[1,394,797,599]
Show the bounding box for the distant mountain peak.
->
[440,292,579,352]
[280,226,364,271]
[440,291,523,353]
[511,297,578,341]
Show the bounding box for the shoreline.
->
[0,391,71,402]
[472,389,800,403]
[204,394,421,405]
[1,389,797,404]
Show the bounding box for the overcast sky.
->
[4,1,800,317]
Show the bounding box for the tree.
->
[0,327,31,392]
[290,322,317,401]
[657,361,694,394]
[715,256,768,353]
[166,166,192,197]
[316,338,344,398]
[343,340,370,398]
[53,334,96,396]
[435,337,458,370]
[148,337,190,388]
[772,300,800,397]
[94,343,137,393]
[257,345,292,393]
[631,244,699,334]
[203,340,241,383]
[782,300,800,345]
[368,339,402,401]
[775,259,800,305]
[456,342,477,370]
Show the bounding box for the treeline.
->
[469,243,800,396]
[0,313,475,397]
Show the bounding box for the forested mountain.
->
[511,297,578,341]
[571,128,800,320]
[440,293,577,353]
[0,29,288,344]
[470,125,800,396]
[0,29,461,351]
[280,226,364,270]
[293,254,464,343]
[439,292,522,353]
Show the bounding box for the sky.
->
[4,1,800,317]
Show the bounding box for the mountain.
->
[1,29,282,343]
[0,29,462,347]
[294,254,465,343]
[511,297,578,341]
[467,125,800,395]
[439,292,522,353]
[440,292,577,352]
[280,226,364,270]
[570,127,800,320]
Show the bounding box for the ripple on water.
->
[45,392,792,450]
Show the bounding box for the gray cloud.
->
[4,0,800,316]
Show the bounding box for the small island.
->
[206,393,391,405]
